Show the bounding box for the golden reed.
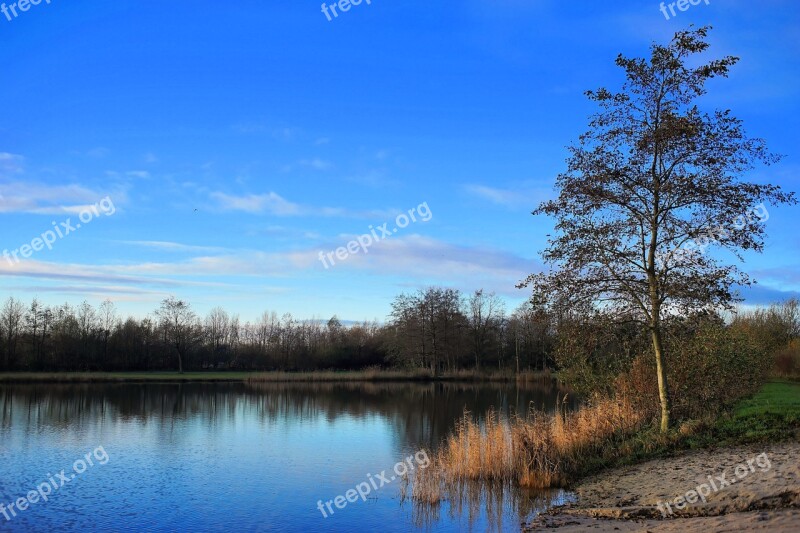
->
[413,395,644,503]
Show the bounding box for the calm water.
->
[0,381,577,532]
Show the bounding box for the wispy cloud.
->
[734,284,800,305]
[281,158,334,173]
[14,284,168,297]
[0,260,189,288]
[748,266,800,289]
[126,170,151,179]
[104,170,152,180]
[209,191,394,219]
[252,225,322,241]
[210,191,302,215]
[1,235,538,298]
[314,234,539,296]
[118,240,230,254]
[299,158,333,171]
[0,181,120,215]
[464,183,551,209]
[0,152,24,174]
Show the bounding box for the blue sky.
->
[1,0,799,322]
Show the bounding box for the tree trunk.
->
[650,324,670,432]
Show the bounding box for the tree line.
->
[0,289,557,373]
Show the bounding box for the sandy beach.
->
[527,440,800,532]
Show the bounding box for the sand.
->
[526,440,800,532]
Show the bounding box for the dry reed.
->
[413,394,646,503]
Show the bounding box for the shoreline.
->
[526,440,800,532]
[0,369,555,384]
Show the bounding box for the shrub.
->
[774,339,800,378]
[617,317,770,420]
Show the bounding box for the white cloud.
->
[209,191,394,219]
[0,260,189,288]
[0,234,538,298]
[315,235,539,295]
[0,182,120,215]
[105,170,152,180]
[119,240,229,254]
[210,191,302,216]
[465,184,550,209]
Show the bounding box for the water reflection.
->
[0,380,578,532]
[1,381,577,449]
[407,482,575,531]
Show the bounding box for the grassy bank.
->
[413,380,800,503]
[570,380,800,477]
[690,380,800,446]
[0,369,552,384]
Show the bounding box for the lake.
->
[0,380,578,532]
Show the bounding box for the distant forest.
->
[0,291,796,375]
[0,289,543,373]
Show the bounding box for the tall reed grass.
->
[414,395,647,503]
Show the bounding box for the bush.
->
[554,314,647,396]
[617,317,770,420]
[773,339,800,378]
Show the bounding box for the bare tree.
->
[467,290,504,370]
[156,296,197,373]
[77,301,98,366]
[25,299,53,370]
[98,299,117,363]
[0,297,25,370]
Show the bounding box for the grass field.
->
[709,380,800,444]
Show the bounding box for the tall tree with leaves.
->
[521,27,796,431]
